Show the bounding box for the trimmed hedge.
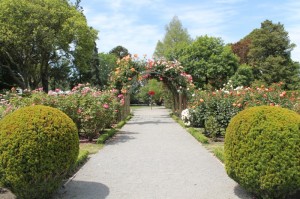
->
[0,105,79,199]
[225,106,300,198]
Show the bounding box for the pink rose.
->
[103,104,109,109]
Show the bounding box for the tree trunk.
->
[41,53,50,93]
[1,64,27,89]
[41,64,49,93]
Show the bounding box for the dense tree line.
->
[1,2,299,92]
[0,0,99,92]
[0,0,127,92]
[154,17,300,90]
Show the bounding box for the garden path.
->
[56,107,251,199]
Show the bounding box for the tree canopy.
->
[231,20,300,89]
[0,0,97,92]
[154,16,192,60]
[109,46,130,59]
[179,35,239,89]
[98,53,118,89]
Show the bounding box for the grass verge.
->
[170,113,209,144]
[72,114,133,173]
[170,113,224,163]
[80,143,103,154]
[187,128,209,144]
[96,114,132,144]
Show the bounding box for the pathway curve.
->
[57,107,251,199]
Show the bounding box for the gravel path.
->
[57,107,251,199]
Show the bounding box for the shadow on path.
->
[234,185,300,199]
[105,130,137,145]
[234,185,253,199]
[126,120,174,125]
[56,181,109,199]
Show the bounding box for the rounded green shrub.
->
[0,105,79,199]
[225,106,300,199]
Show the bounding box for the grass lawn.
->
[79,143,103,154]
[170,113,225,163]
[205,142,225,163]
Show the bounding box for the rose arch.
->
[110,55,194,117]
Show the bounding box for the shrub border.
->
[170,113,228,163]
[96,114,132,144]
[170,113,209,144]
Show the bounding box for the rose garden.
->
[0,0,300,198]
[0,55,299,198]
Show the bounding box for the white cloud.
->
[84,10,161,57]
[81,0,246,57]
[81,0,300,62]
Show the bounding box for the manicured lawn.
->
[79,143,103,154]
[171,113,225,163]
[205,142,225,163]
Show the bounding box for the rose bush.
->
[0,84,123,141]
[186,82,300,139]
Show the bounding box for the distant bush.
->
[225,106,300,198]
[0,105,79,199]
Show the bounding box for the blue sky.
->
[80,0,300,61]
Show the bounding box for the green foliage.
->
[109,46,130,59]
[188,83,300,140]
[98,53,118,89]
[212,146,224,163]
[136,79,164,105]
[190,90,241,132]
[96,115,132,144]
[1,84,123,141]
[225,106,300,198]
[110,55,193,112]
[162,88,174,109]
[248,20,294,63]
[97,129,117,144]
[0,0,97,91]
[154,16,192,60]
[187,128,209,144]
[0,105,79,199]
[233,20,300,89]
[179,35,239,89]
[204,116,224,141]
[230,64,254,87]
[72,150,89,173]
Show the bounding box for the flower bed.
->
[184,82,300,139]
[0,84,124,141]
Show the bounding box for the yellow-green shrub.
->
[0,105,79,199]
[225,106,300,199]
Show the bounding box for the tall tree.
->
[230,64,254,87]
[109,46,130,59]
[179,35,239,89]
[231,38,251,64]
[89,44,101,87]
[247,20,294,64]
[49,56,72,90]
[0,0,97,92]
[98,53,117,89]
[154,16,192,60]
[249,20,299,88]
